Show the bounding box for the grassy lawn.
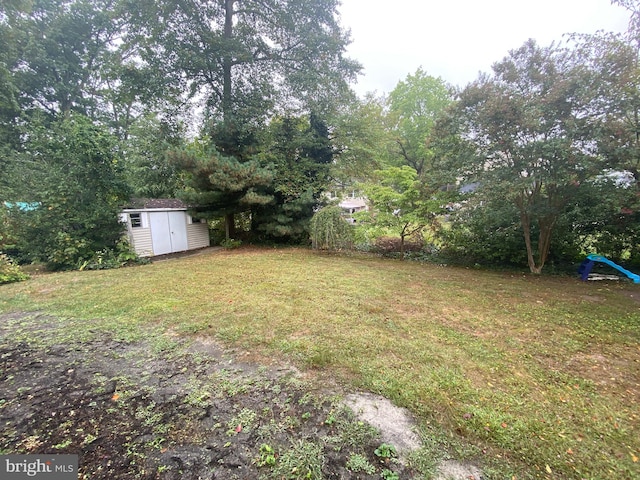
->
[1,247,639,478]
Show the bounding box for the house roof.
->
[339,198,367,209]
[124,198,189,210]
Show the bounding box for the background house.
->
[325,189,368,224]
[121,199,209,257]
[338,196,368,224]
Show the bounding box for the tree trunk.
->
[520,212,543,274]
[520,211,556,274]
[223,0,234,120]
[222,0,235,236]
[536,216,555,273]
[399,223,408,260]
[224,213,235,240]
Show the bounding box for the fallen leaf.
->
[545,464,552,474]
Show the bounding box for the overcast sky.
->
[338,0,631,96]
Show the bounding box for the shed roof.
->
[124,198,189,210]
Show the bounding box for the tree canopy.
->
[127,0,361,238]
[3,0,640,274]
[387,68,452,175]
[10,114,129,270]
[358,166,438,255]
[0,0,361,266]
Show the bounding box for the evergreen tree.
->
[252,113,333,243]
[173,141,274,240]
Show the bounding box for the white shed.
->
[120,199,210,257]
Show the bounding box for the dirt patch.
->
[150,246,222,262]
[565,349,640,400]
[344,393,421,456]
[0,312,404,479]
[579,295,605,303]
[344,393,484,480]
[434,460,483,480]
[623,289,640,304]
[0,312,482,479]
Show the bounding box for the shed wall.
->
[187,223,210,250]
[130,228,154,257]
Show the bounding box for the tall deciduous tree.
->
[568,0,640,261]
[125,0,360,128]
[126,0,360,233]
[4,0,122,117]
[0,0,183,145]
[332,93,392,183]
[123,114,187,199]
[571,1,640,180]
[13,114,129,270]
[387,68,452,175]
[451,40,597,274]
[0,2,23,163]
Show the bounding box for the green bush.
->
[309,205,353,251]
[0,252,29,285]
[12,114,129,271]
[78,239,150,271]
[220,238,242,249]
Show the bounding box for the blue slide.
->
[579,254,640,283]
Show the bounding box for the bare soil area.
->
[0,311,443,479]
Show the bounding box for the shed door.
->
[149,212,172,255]
[149,212,189,255]
[167,211,188,252]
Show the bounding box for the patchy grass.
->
[0,321,410,479]
[1,247,639,478]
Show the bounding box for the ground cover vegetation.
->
[1,247,639,478]
[2,1,640,275]
[0,310,418,479]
